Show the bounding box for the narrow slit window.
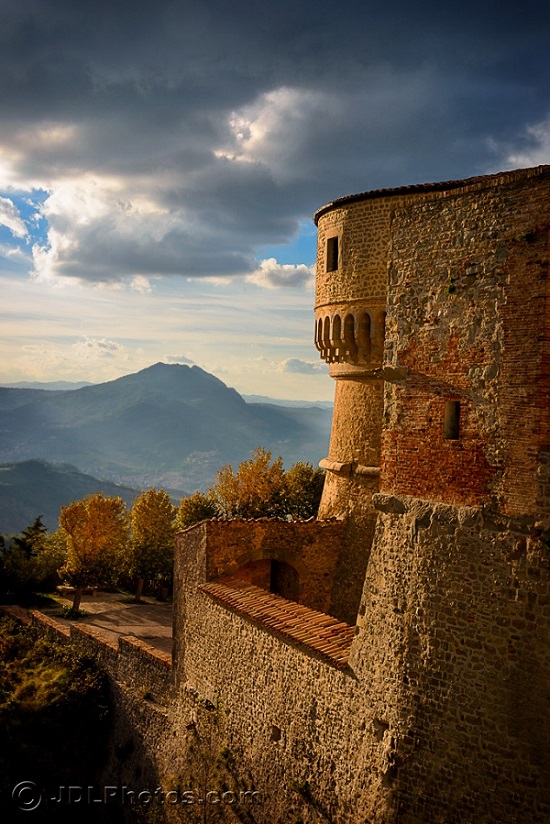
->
[443,401,460,440]
[326,236,339,272]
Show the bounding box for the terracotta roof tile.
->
[199,578,354,670]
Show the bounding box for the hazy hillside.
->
[0,363,332,495]
[0,460,139,535]
[0,380,94,390]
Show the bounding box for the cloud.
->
[72,337,127,362]
[0,0,549,289]
[0,197,28,238]
[504,116,550,168]
[278,358,326,375]
[247,258,314,289]
[165,355,195,365]
[12,337,130,383]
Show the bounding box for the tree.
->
[127,488,176,602]
[283,462,325,519]
[0,517,67,596]
[12,516,48,560]
[176,491,217,531]
[210,447,286,519]
[176,449,326,530]
[59,493,130,612]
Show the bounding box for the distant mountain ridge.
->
[0,460,139,535]
[0,363,332,502]
[0,380,95,391]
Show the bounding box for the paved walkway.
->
[39,591,173,654]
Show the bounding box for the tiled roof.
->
[200,577,355,669]
[313,164,550,224]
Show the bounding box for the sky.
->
[1,0,549,400]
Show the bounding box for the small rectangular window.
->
[326,236,339,272]
[443,401,460,440]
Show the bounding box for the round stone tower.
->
[312,191,396,613]
[314,193,392,528]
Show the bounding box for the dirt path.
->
[39,591,173,654]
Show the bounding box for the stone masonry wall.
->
[381,167,550,512]
[175,517,349,619]
[29,610,172,703]
[167,166,550,824]
[315,199,391,308]
[352,493,550,823]
[172,519,409,824]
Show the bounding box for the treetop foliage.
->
[1,448,325,599]
[127,488,176,587]
[59,492,130,592]
[176,447,325,530]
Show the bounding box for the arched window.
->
[270,560,299,600]
[331,314,342,348]
[344,313,357,358]
[323,316,331,349]
[358,312,372,360]
[323,316,332,361]
[315,317,323,352]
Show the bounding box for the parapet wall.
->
[24,609,172,704]
[174,517,348,618]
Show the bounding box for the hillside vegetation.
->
[0,617,112,823]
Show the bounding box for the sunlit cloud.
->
[277,358,326,375]
[165,354,195,365]
[0,196,28,238]
[246,258,314,289]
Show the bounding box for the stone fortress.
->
[172,164,550,823]
[14,164,549,823]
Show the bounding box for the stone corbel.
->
[319,458,352,477]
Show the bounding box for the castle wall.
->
[172,517,349,621]
[351,494,550,823]
[342,166,550,821]
[315,198,390,307]
[171,520,408,824]
[381,166,550,513]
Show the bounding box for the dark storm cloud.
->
[1,0,549,283]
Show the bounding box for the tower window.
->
[326,236,339,272]
[443,401,460,440]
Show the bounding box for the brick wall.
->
[175,517,348,617]
[381,167,550,514]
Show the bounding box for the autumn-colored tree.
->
[210,447,286,519]
[59,493,130,612]
[283,462,325,519]
[176,491,217,531]
[127,488,176,602]
[176,450,326,530]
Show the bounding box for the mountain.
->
[0,380,95,391]
[243,394,333,409]
[0,460,139,535]
[0,363,332,494]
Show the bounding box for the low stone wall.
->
[1,608,174,706]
